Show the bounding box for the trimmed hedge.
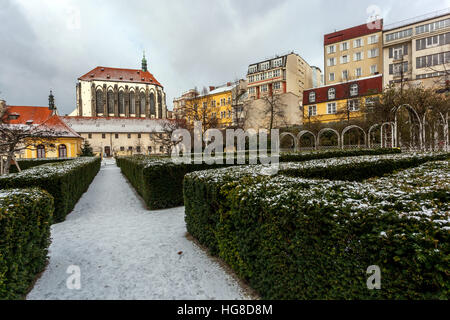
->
[0,157,101,223]
[9,158,74,174]
[0,188,54,299]
[117,148,402,210]
[183,154,450,299]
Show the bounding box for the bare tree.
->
[150,119,187,156]
[260,81,288,130]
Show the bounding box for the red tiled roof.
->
[303,75,383,105]
[324,19,383,45]
[4,105,81,138]
[78,66,163,87]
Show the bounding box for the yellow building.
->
[324,20,383,85]
[174,82,242,129]
[302,74,383,124]
[5,104,82,159]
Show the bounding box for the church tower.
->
[141,51,148,72]
[48,90,56,113]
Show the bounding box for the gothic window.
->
[150,92,156,116]
[157,92,163,118]
[140,92,146,116]
[129,92,135,114]
[96,89,103,114]
[107,91,114,114]
[118,91,125,114]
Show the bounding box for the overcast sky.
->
[1,0,449,115]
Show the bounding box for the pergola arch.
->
[341,125,366,149]
[279,132,298,151]
[297,130,317,150]
[393,104,423,149]
[317,128,340,148]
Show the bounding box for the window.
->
[120,147,125,152]
[203,102,207,108]
[96,89,103,114]
[273,82,281,90]
[248,65,257,73]
[328,88,336,100]
[118,91,125,114]
[342,70,348,80]
[341,55,349,64]
[368,48,378,58]
[128,146,133,151]
[220,98,225,106]
[417,33,450,50]
[129,92,135,114]
[248,87,256,94]
[354,52,363,61]
[88,133,92,139]
[149,92,156,116]
[261,84,268,92]
[211,100,216,107]
[416,51,450,69]
[58,144,67,158]
[140,92,146,116]
[389,44,408,60]
[350,84,359,96]
[127,133,131,139]
[148,146,152,153]
[272,58,283,68]
[355,68,362,77]
[327,103,337,114]
[260,61,270,70]
[115,133,119,139]
[329,73,335,82]
[227,97,231,104]
[385,28,412,42]
[340,42,349,51]
[328,57,336,66]
[327,45,336,54]
[107,91,114,114]
[138,133,141,139]
[102,133,106,139]
[273,69,281,77]
[309,91,316,103]
[261,72,266,80]
[416,18,450,35]
[348,99,360,111]
[389,61,409,75]
[308,105,317,116]
[160,146,164,153]
[136,146,141,153]
[368,34,378,44]
[353,38,363,48]
[370,64,378,74]
[36,145,45,159]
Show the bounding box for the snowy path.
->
[27,159,249,300]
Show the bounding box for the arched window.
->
[350,83,359,97]
[107,91,114,114]
[36,145,45,159]
[149,92,156,116]
[309,91,316,103]
[157,92,163,118]
[140,92,146,116]
[96,89,103,114]
[118,91,125,114]
[328,88,336,100]
[129,92,135,114]
[58,144,67,158]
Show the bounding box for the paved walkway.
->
[27,159,248,300]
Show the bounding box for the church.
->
[70,54,168,119]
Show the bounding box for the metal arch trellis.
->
[297,130,317,150]
[340,125,367,149]
[279,132,298,151]
[317,128,340,149]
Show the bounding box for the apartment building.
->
[383,9,450,88]
[324,20,383,85]
[246,52,319,100]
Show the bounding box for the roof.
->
[61,116,174,133]
[4,106,81,138]
[324,19,383,46]
[206,85,234,96]
[78,66,162,87]
[303,75,383,105]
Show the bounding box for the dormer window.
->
[8,114,19,120]
[350,84,359,97]
[309,92,316,103]
[328,88,336,100]
[26,120,33,125]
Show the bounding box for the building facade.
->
[70,56,168,119]
[62,117,173,157]
[302,74,383,124]
[324,20,383,85]
[382,10,450,88]
[246,52,318,100]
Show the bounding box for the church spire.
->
[48,90,55,111]
[141,51,148,72]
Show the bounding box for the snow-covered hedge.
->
[9,158,75,173]
[0,157,101,222]
[116,148,403,210]
[183,154,450,299]
[0,188,54,299]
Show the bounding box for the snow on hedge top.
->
[0,157,99,180]
[0,188,50,208]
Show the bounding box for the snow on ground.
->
[27,158,249,300]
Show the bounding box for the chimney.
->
[227,82,231,87]
[209,86,215,91]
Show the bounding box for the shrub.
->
[0,157,101,223]
[183,155,450,299]
[117,148,402,210]
[9,158,73,174]
[0,188,54,299]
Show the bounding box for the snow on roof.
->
[61,116,170,133]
